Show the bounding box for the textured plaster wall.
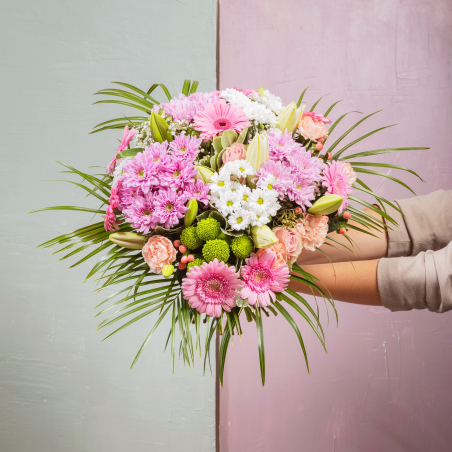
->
[219,1,452,451]
[0,1,216,451]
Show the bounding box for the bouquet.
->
[34,80,424,384]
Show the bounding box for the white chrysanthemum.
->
[220,88,277,127]
[249,211,271,227]
[257,174,278,191]
[112,157,134,186]
[247,188,280,216]
[215,191,241,216]
[229,181,243,195]
[249,89,284,115]
[229,159,254,178]
[228,208,251,231]
[219,161,234,176]
[209,172,232,194]
[236,186,252,205]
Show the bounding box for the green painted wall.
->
[0,1,217,450]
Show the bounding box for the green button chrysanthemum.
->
[231,235,254,259]
[202,239,230,263]
[180,226,203,250]
[196,218,221,241]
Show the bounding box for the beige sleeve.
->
[385,189,452,258]
[377,189,452,312]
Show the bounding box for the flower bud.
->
[276,101,303,134]
[257,86,265,96]
[308,194,343,215]
[245,132,268,186]
[162,264,175,278]
[184,199,198,227]
[250,225,279,249]
[150,112,173,143]
[109,232,145,249]
[195,165,215,183]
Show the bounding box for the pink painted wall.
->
[219,1,452,451]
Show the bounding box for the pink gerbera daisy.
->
[182,259,243,317]
[322,161,353,214]
[240,250,290,307]
[106,125,137,174]
[103,205,119,232]
[194,100,250,140]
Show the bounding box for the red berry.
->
[343,211,351,220]
[318,137,325,143]
[173,240,181,247]
[294,207,302,215]
[327,152,332,160]
[179,245,187,253]
[181,256,188,264]
[178,263,186,270]
[315,143,323,151]
[339,227,346,235]
[187,254,194,262]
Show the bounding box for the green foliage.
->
[196,218,221,241]
[231,235,254,259]
[180,226,203,250]
[202,239,230,263]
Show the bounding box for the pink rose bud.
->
[222,142,247,164]
[339,227,346,235]
[327,152,332,160]
[315,143,323,151]
[173,240,181,248]
[179,245,187,253]
[181,256,188,264]
[187,254,194,262]
[178,262,186,270]
[294,207,302,215]
[343,211,351,220]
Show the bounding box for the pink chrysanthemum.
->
[160,159,197,191]
[117,183,141,211]
[256,160,289,198]
[194,100,250,140]
[268,129,301,160]
[182,179,211,206]
[106,125,137,174]
[145,141,170,169]
[322,161,353,214]
[153,189,188,229]
[182,259,243,317]
[285,173,317,211]
[240,250,290,307]
[103,205,119,232]
[188,91,220,113]
[163,97,197,121]
[169,132,202,161]
[122,152,159,195]
[122,192,159,234]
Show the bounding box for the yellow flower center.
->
[242,194,248,201]
[267,184,273,190]
[237,217,243,223]
[218,181,225,187]
[257,198,264,205]
[227,201,233,207]
[138,170,144,177]
[166,204,173,211]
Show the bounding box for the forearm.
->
[291,260,382,306]
[297,208,388,265]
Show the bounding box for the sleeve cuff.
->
[384,202,412,258]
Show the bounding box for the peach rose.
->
[341,162,357,187]
[222,142,247,164]
[295,214,329,251]
[272,226,303,264]
[256,242,288,268]
[297,114,329,142]
[142,235,177,274]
